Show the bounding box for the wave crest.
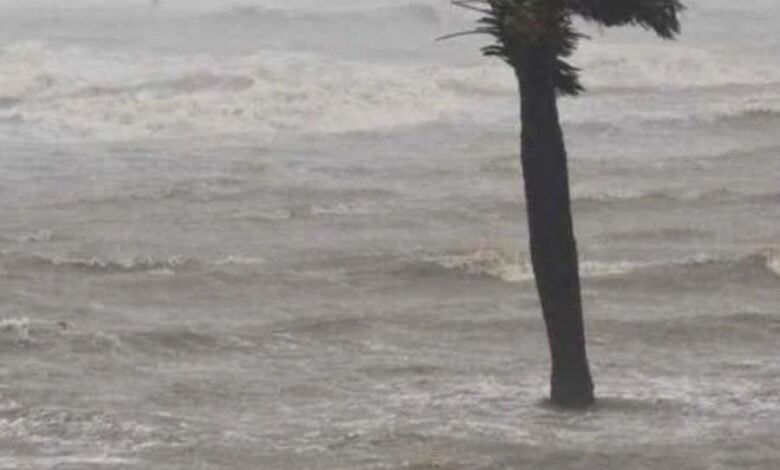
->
[573,189,780,209]
[576,43,780,89]
[598,250,780,289]
[2,39,779,141]
[714,107,780,125]
[203,3,442,25]
[0,43,464,141]
[0,317,70,349]
[412,250,640,284]
[402,248,780,286]
[2,253,198,275]
[1,252,270,276]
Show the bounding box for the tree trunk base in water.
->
[550,354,595,409]
[550,385,595,409]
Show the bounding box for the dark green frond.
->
[569,0,684,39]
[448,0,683,96]
[453,0,585,96]
[555,59,585,96]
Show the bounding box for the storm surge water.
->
[1,1,779,469]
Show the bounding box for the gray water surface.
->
[1,1,779,468]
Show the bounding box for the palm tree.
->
[448,0,684,408]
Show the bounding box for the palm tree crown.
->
[453,0,684,95]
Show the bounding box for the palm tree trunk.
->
[515,47,595,408]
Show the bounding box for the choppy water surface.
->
[1,1,779,468]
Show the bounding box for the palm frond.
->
[569,0,684,39]
[447,0,683,96]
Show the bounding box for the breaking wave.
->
[0,316,251,357]
[0,253,265,276]
[574,43,780,89]
[119,327,254,356]
[598,250,780,290]
[713,107,780,125]
[572,188,780,209]
[2,254,199,275]
[405,250,641,284]
[0,42,465,141]
[400,248,780,286]
[2,39,780,141]
[602,228,714,242]
[0,405,175,454]
[201,3,442,26]
[0,317,48,346]
[0,317,78,351]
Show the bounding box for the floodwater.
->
[1,1,779,468]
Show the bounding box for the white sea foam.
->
[765,248,780,276]
[0,251,277,276]
[213,255,267,266]
[422,248,780,284]
[2,39,779,142]
[8,253,198,274]
[426,249,641,283]
[0,43,465,141]
[0,456,135,469]
[574,43,780,89]
[0,317,36,343]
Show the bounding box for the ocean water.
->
[1,1,779,468]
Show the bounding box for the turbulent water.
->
[1,1,779,468]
